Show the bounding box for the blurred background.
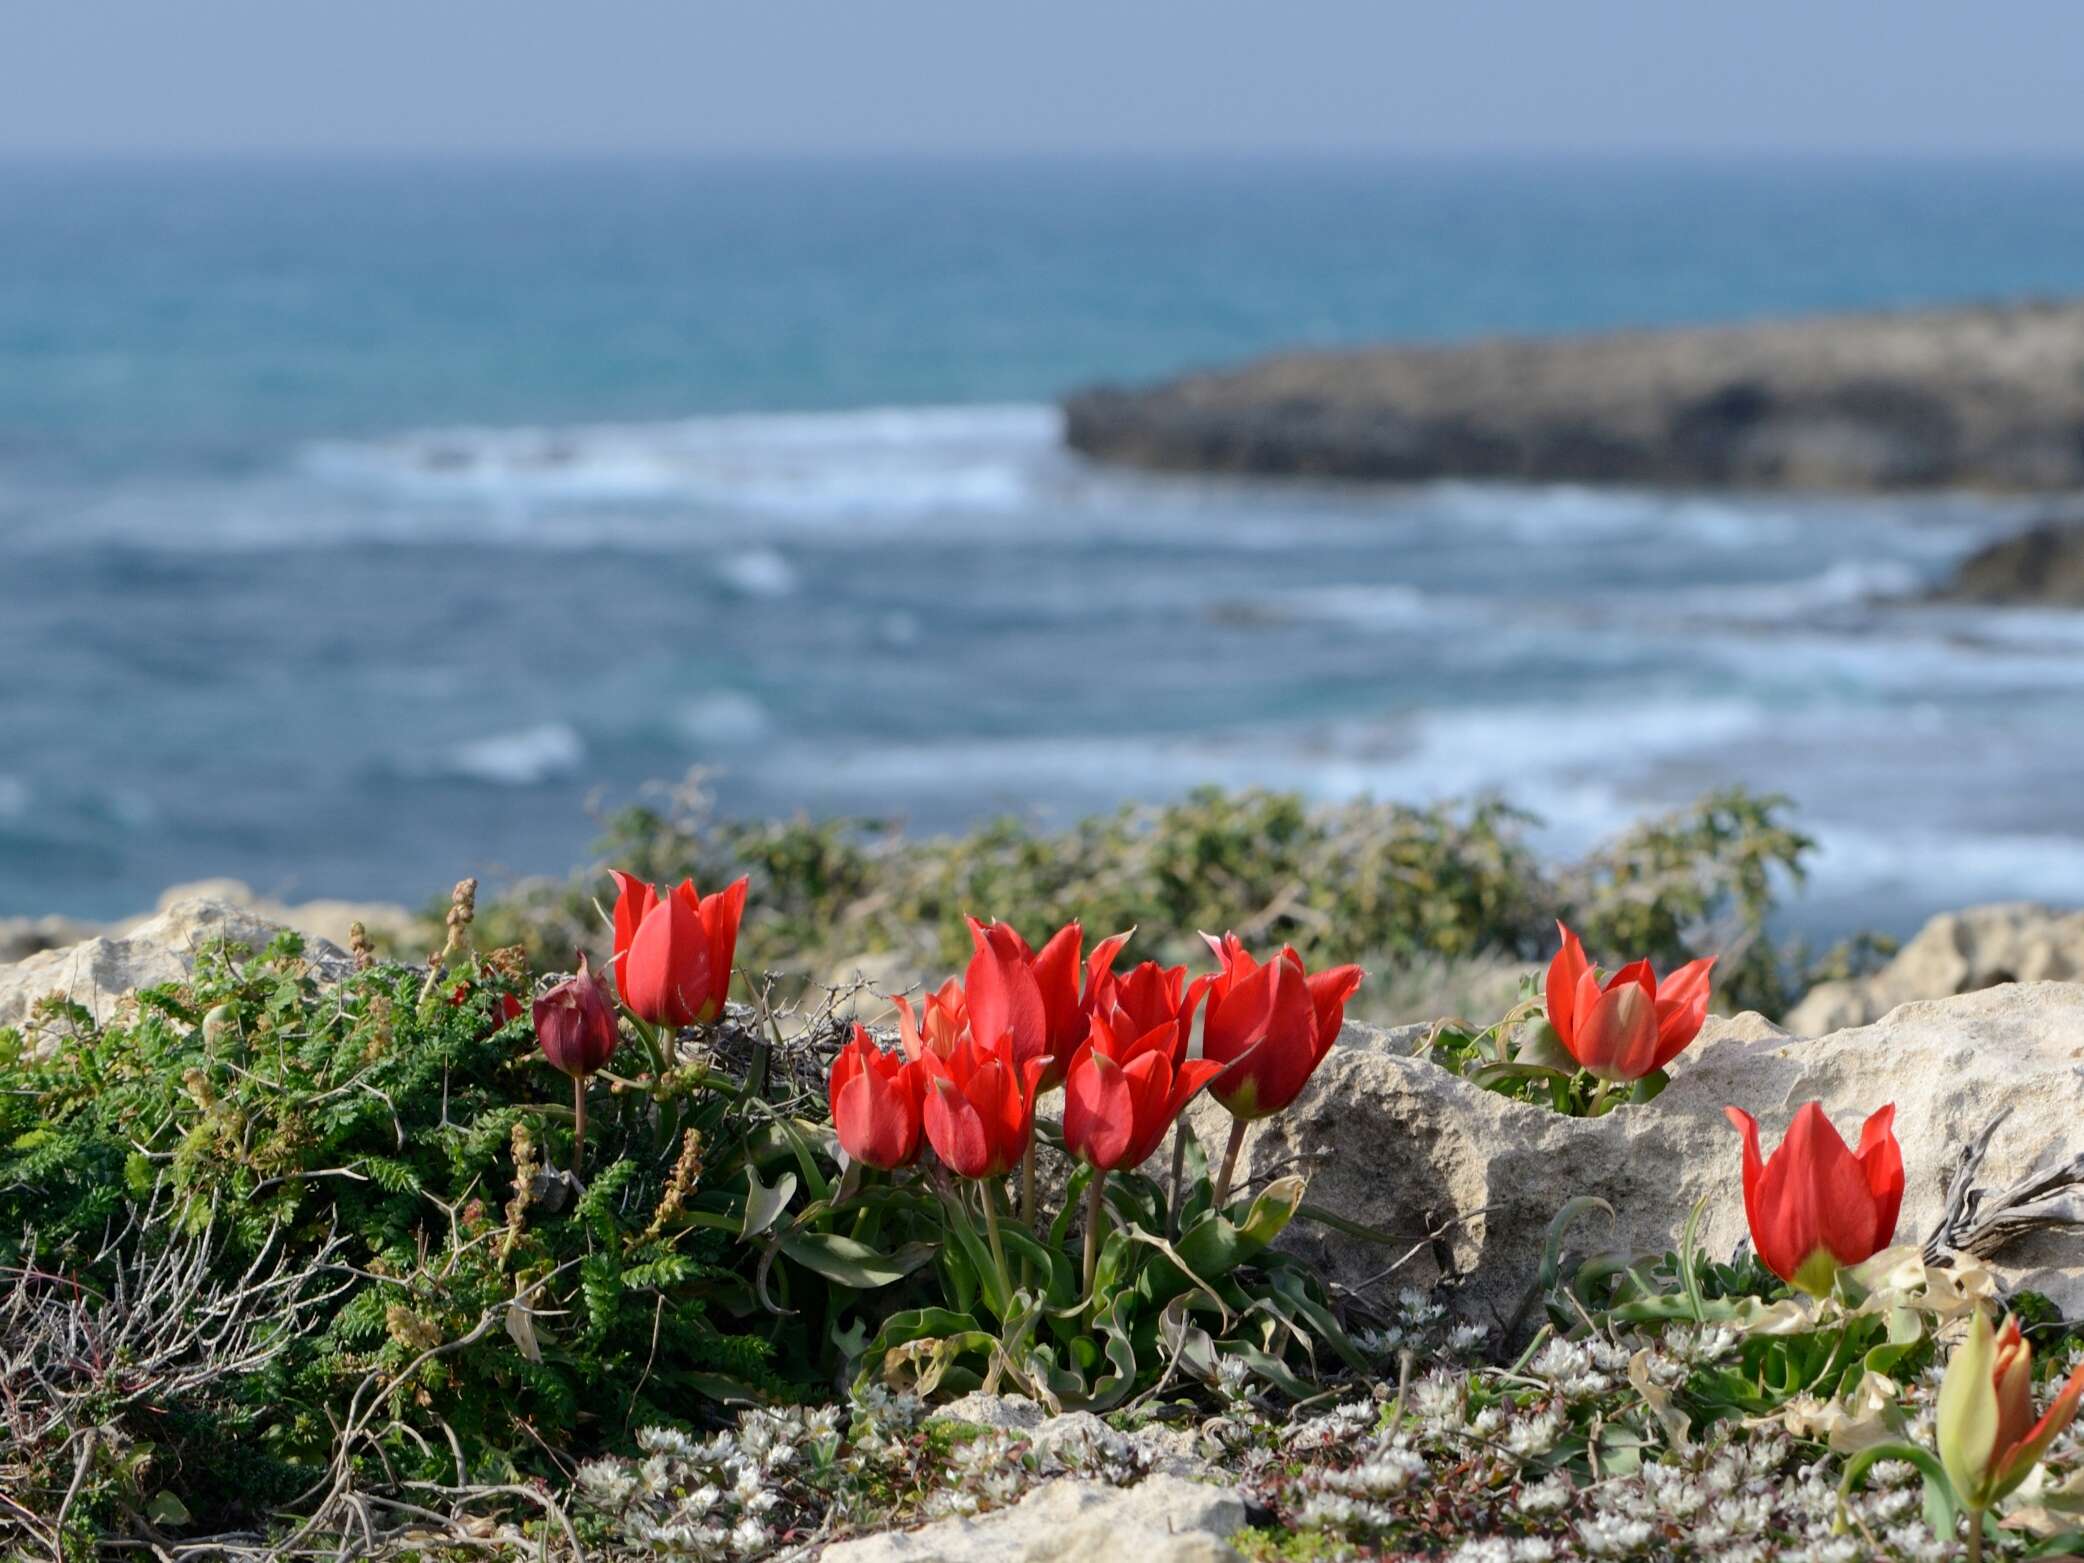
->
[7,2,2084,941]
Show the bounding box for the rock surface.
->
[0,897,354,1031]
[1786,902,2084,1034]
[821,1474,1245,1563]
[1931,516,2084,605]
[1064,298,2084,490]
[1187,982,2084,1333]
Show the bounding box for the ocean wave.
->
[0,775,28,821]
[427,723,586,786]
[300,403,1065,522]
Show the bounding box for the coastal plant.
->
[470,781,1819,1023]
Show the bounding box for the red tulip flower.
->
[532,952,621,1079]
[916,1029,1047,1180]
[609,869,748,1028]
[1088,959,1205,1050]
[1724,1101,1904,1297]
[1939,1306,2084,1512]
[964,917,1131,1090]
[1545,922,1715,1083]
[1062,1012,1226,1172]
[1195,934,1363,1122]
[828,1024,924,1171]
[893,977,971,1062]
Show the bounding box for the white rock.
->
[1187,982,2084,1327]
[821,1474,1245,1563]
[1787,902,2084,1035]
[0,897,352,1031]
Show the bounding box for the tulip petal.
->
[1999,1357,2084,1499]
[1854,1103,1906,1256]
[1651,956,1715,1070]
[623,891,713,1027]
[1064,1048,1135,1170]
[1030,921,1085,1044]
[924,1073,993,1179]
[965,930,1051,1073]
[1083,930,1135,1009]
[698,877,749,1020]
[608,870,657,969]
[1939,1306,2005,1507]
[1545,923,1591,1048]
[1573,981,1660,1082]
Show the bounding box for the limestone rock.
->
[0,897,352,1031]
[821,1474,1245,1563]
[126,879,417,955]
[0,914,97,966]
[1787,903,2084,1035]
[1187,982,2084,1332]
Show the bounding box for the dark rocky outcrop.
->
[1933,516,2084,604]
[1064,299,2084,490]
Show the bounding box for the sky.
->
[9,2,2084,160]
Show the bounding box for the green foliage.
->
[0,932,802,1535]
[476,782,1824,1021]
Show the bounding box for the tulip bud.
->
[1939,1306,2084,1512]
[533,953,620,1079]
[828,1025,924,1171]
[1724,1101,1903,1297]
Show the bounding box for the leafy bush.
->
[0,927,808,1550]
[475,782,1825,1020]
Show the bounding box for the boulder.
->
[125,878,418,955]
[1931,516,2084,605]
[0,897,352,1032]
[1186,982,2084,1333]
[821,1474,1245,1563]
[1786,903,2084,1034]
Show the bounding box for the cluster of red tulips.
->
[829,917,1363,1284]
[532,871,1911,1306]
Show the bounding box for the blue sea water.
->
[7,157,2084,926]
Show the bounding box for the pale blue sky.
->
[9,1,2084,159]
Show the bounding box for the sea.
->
[6,156,2084,930]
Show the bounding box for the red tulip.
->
[916,1028,1047,1180]
[533,952,621,1079]
[828,1024,924,1171]
[1195,934,1363,1121]
[610,869,748,1028]
[1939,1306,2084,1510]
[1724,1101,1904,1296]
[1088,958,1204,1049]
[964,917,1131,1090]
[893,977,971,1062]
[1062,1012,1226,1172]
[1545,921,1715,1083]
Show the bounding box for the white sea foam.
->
[436,723,586,786]
[300,403,1064,522]
[716,548,798,597]
[681,692,773,747]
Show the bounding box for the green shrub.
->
[475,783,1822,1020]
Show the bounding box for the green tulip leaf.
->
[739,1165,797,1240]
[777,1232,937,1290]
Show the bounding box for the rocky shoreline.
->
[1064,297,2084,490]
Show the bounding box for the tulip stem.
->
[1587,1078,1613,1117]
[1967,1510,1984,1563]
[1019,1141,1037,1227]
[1082,1174,1108,1296]
[980,1183,1013,1304]
[1167,1124,1188,1238]
[571,1073,587,1179]
[1211,1119,1249,1211]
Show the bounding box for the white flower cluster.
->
[574,1390,1149,1558]
[1355,1286,1491,1363]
